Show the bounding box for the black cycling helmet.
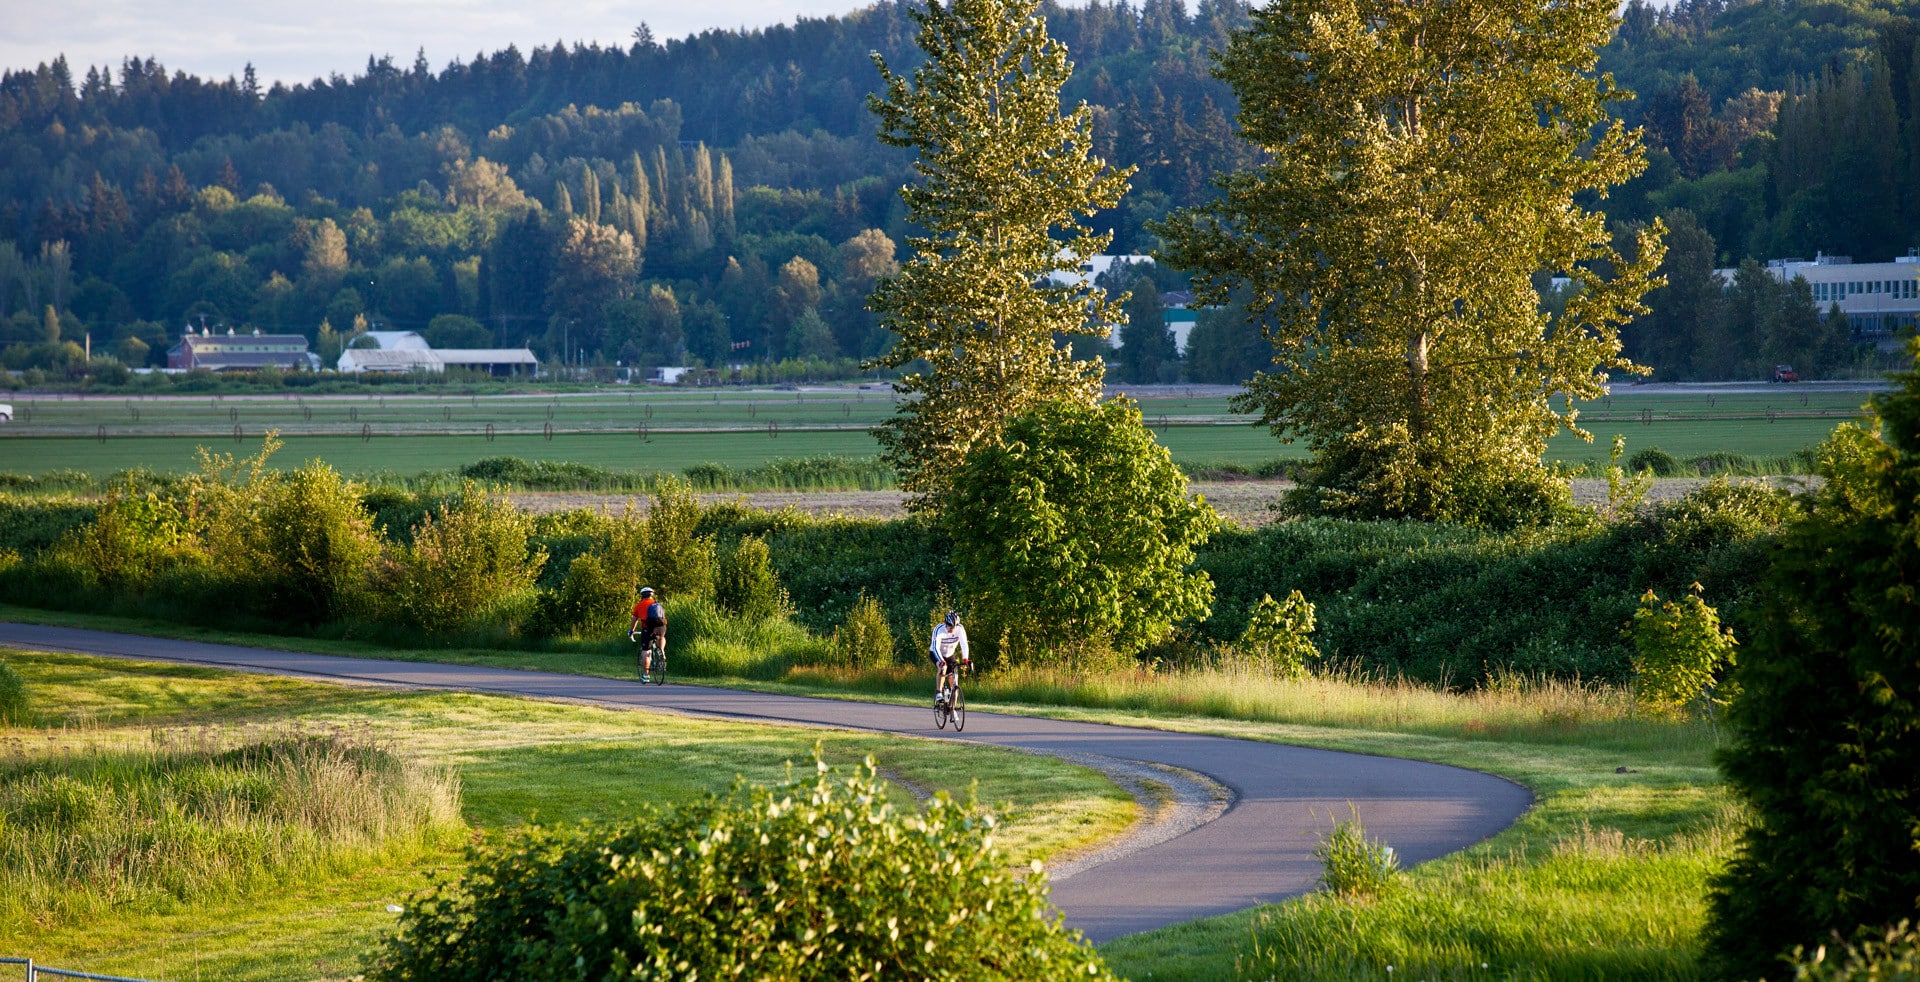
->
[944,610,961,627]
[640,586,656,598]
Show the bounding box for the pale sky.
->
[1,0,870,87]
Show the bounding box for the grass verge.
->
[0,603,1730,979]
[0,648,1134,981]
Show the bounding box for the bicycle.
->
[631,631,667,685]
[934,660,966,731]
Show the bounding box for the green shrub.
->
[1792,920,1920,980]
[831,593,896,669]
[0,658,26,724]
[1629,584,1736,717]
[365,756,1114,981]
[247,463,381,622]
[1314,808,1401,900]
[639,478,715,601]
[1627,446,1682,476]
[377,485,547,637]
[947,398,1217,660]
[715,535,787,622]
[1237,590,1318,680]
[1197,478,1794,684]
[1706,345,1920,978]
[539,551,636,640]
[51,488,199,591]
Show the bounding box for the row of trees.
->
[1628,210,1860,379]
[6,0,1920,382]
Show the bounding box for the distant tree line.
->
[2,0,1919,382]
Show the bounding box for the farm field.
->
[0,382,1875,476]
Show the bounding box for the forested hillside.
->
[0,0,1916,383]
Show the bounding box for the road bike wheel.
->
[950,682,965,731]
[934,685,949,729]
[650,641,667,685]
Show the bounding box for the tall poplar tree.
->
[1158,0,1665,525]
[867,0,1133,504]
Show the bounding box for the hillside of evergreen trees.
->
[0,0,1915,384]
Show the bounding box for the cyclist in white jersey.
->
[929,610,970,705]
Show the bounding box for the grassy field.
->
[0,412,1853,477]
[0,648,1135,981]
[0,605,1732,979]
[0,382,1874,477]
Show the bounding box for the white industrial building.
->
[1718,252,1920,336]
[338,345,539,376]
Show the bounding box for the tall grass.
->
[0,725,462,927]
[1235,815,1737,979]
[785,659,1710,751]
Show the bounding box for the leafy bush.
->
[831,593,896,670]
[715,535,787,622]
[1237,591,1318,680]
[1707,346,1920,978]
[1314,809,1401,900]
[1628,585,1736,717]
[638,478,715,601]
[0,495,99,553]
[365,756,1113,981]
[539,551,636,640]
[747,515,953,663]
[1287,426,1576,529]
[1792,920,1920,980]
[377,485,547,637]
[1627,446,1682,476]
[1198,478,1795,684]
[49,488,199,591]
[947,398,1218,660]
[0,657,26,724]
[246,463,381,622]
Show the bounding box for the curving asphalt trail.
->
[0,623,1532,942]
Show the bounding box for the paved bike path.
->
[0,623,1533,942]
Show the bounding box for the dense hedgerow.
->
[1195,479,1796,684]
[366,757,1113,982]
[0,435,1795,684]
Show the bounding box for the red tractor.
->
[1772,364,1799,383]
